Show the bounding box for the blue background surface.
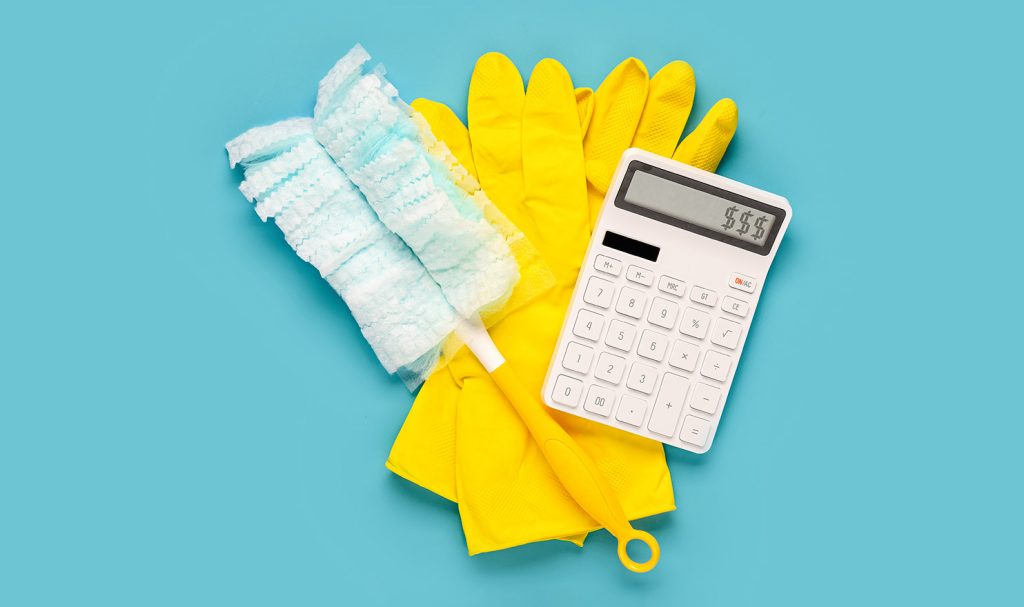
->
[2,0,1021,604]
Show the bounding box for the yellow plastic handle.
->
[489,363,660,572]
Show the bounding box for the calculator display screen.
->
[617,163,785,255]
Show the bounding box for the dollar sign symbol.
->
[722,206,737,230]
[753,215,768,240]
[738,211,752,235]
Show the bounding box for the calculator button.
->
[626,362,658,394]
[594,352,627,384]
[700,350,732,382]
[648,373,690,437]
[615,287,647,319]
[689,286,718,307]
[583,276,615,308]
[690,383,721,415]
[572,309,605,341]
[626,265,654,286]
[584,384,616,417]
[551,375,584,407]
[562,342,594,374]
[658,276,685,298]
[721,296,749,318]
[647,297,679,330]
[668,339,700,372]
[711,317,743,350]
[729,272,757,293]
[615,395,648,427]
[604,319,637,352]
[594,255,622,276]
[680,415,711,447]
[679,307,711,340]
[637,329,670,362]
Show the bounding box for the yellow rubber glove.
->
[386,54,737,555]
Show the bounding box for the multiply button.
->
[729,272,756,293]
[594,255,622,276]
[626,265,654,286]
[668,339,700,372]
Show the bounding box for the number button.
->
[582,276,615,309]
[584,384,615,417]
[551,374,584,407]
[689,286,718,307]
[562,341,594,374]
[700,350,732,382]
[668,339,700,372]
[679,307,711,340]
[647,297,679,330]
[680,415,711,447]
[572,309,605,341]
[729,272,756,293]
[594,352,627,384]
[648,373,690,437]
[594,255,622,276]
[721,296,749,318]
[604,319,637,352]
[626,265,654,286]
[637,329,670,362]
[615,287,647,319]
[657,276,685,298]
[711,317,743,350]
[615,395,648,427]
[690,383,721,415]
[626,362,658,395]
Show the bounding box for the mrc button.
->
[729,272,756,293]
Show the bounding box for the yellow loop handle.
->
[617,529,660,573]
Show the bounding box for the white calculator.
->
[542,148,791,453]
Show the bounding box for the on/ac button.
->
[729,272,756,293]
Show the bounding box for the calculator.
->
[541,148,791,453]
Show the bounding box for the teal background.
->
[2,0,1021,604]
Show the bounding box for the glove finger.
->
[632,61,696,156]
[386,365,462,503]
[575,87,594,132]
[521,58,589,278]
[468,52,526,218]
[582,58,649,194]
[672,98,738,172]
[411,98,478,181]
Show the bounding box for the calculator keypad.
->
[583,276,614,308]
[614,287,647,319]
[604,319,637,351]
[550,252,758,452]
[647,297,679,330]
